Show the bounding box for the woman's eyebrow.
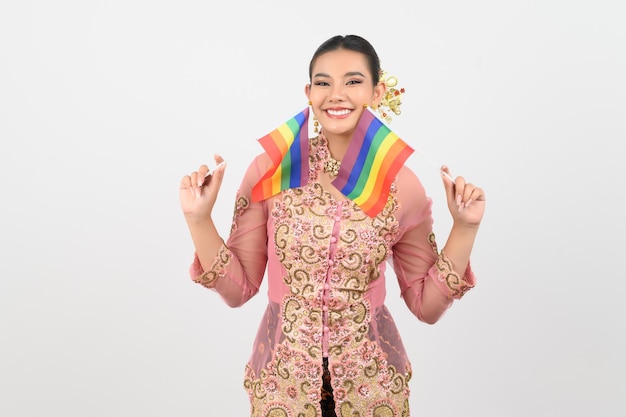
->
[312,71,366,78]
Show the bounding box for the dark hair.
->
[308,35,381,87]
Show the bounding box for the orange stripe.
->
[359,140,410,215]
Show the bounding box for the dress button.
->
[323,305,328,312]
[324,284,330,290]
[330,236,337,243]
[324,326,329,332]
[328,259,334,266]
[335,216,341,222]
[323,351,329,357]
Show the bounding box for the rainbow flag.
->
[251,107,310,202]
[332,106,414,217]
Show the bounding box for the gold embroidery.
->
[244,136,411,416]
[230,195,250,233]
[193,244,231,288]
[434,247,474,299]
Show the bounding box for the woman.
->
[180,34,485,417]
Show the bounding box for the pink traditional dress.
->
[190,133,475,417]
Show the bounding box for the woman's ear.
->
[304,84,311,100]
[373,81,386,108]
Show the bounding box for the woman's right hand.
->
[179,154,226,222]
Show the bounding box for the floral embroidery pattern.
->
[428,233,474,299]
[230,195,250,234]
[244,136,412,416]
[192,244,232,288]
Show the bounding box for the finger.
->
[458,184,475,209]
[440,164,455,184]
[460,182,474,203]
[465,186,486,206]
[197,164,209,187]
[206,162,226,194]
[208,154,226,178]
[475,187,486,201]
[180,175,192,190]
[211,161,227,176]
[210,153,227,178]
[183,172,197,198]
[453,177,467,209]
[190,171,202,195]
[214,154,225,166]
[440,165,456,202]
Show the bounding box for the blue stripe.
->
[340,117,383,195]
[289,130,302,187]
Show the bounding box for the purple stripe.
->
[332,109,376,190]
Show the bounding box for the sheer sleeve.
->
[391,168,476,324]
[189,155,269,307]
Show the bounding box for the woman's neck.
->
[323,130,352,161]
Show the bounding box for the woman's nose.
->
[329,84,346,102]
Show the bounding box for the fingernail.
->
[464,199,472,208]
[455,194,462,207]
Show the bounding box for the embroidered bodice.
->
[190,134,475,417]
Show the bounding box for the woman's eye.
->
[347,79,363,85]
[314,81,330,86]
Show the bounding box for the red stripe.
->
[252,131,289,201]
[360,142,413,216]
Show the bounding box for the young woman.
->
[180,34,485,417]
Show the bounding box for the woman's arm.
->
[182,155,270,307]
[391,166,483,324]
[439,164,485,277]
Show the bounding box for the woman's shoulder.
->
[252,151,272,167]
[396,164,426,196]
[242,152,272,178]
[393,164,431,216]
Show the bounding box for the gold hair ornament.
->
[376,69,405,124]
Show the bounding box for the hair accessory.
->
[377,69,405,124]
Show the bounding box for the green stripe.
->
[285,117,300,138]
[280,151,292,190]
[346,128,389,199]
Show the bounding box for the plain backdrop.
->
[1,1,625,416]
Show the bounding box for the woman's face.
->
[306,49,384,139]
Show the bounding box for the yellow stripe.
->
[270,164,282,196]
[352,132,397,206]
[277,124,296,147]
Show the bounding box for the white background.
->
[1,1,625,416]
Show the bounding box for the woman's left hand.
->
[441,165,486,227]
